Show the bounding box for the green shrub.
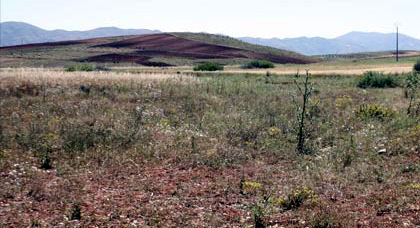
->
[355,104,394,120]
[414,59,420,73]
[357,71,399,88]
[69,203,81,220]
[241,60,274,69]
[40,151,52,170]
[30,219,41,227]
[193,62,223,71]
[61,122,112,154]
[252,204,266,228]
[388,124,420,155]
[65,64,96,72]
[405,72,420,115]
[240,179,262,194]
[277,187,319,210]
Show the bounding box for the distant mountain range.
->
[0,22,160,47]
[240,32,420,55]
[2,22,420,55]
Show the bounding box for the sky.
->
[1,0,419,39]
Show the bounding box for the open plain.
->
[1,51,420,227]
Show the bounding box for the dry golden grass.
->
[222,64,414,75]
[0,68,196,97]
[108,57,416,76]
[0,67,194,82]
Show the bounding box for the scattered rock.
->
[378,148,387,155]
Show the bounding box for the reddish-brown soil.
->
[0,33,312,66]
[84,54,151,63]
[84,54,173,67]
[96,34,246,58]
[0,40,91,50]
[2,161,419,227]
[136,50,236,59]
[95,34,310,64]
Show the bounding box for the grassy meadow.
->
[0,63,420,227]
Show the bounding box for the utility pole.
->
[396,26,399,62]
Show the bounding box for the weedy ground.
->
[0,68,419,227]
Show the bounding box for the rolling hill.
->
[240,32,420,55]
[0,33,316,67]
[0,21,161,47]
[4,22,419,56]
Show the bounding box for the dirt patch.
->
[84,53,173,67]
[251,52,310,64]
[84,54,151,63]
[96,34,247,58]
[136,50,234,59]
[141,61,173,67]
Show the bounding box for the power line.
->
[396,26,399,62]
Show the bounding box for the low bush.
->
[193,62,223,71]
[69,203,81,220]
[240,179,262,194]
[61,122,112,155]
[406,124,420,152]
[414,59,420,73]
[355,104,394,120]
[65,64,96,72]
[388,124,420,155]
[357,71,399,88]
[252,204,266,228]
[241,60,274,69]
[405,72,420,115]
[0,80,42,97]
[276,187,319,210]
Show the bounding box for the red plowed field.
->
[0,33,312,66]
[95,34,309,64]
[84,54,173,66]
[85,54,151,63]
[0,40,93,50]
[96,34,247,58]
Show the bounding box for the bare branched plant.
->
[293,69,313,154]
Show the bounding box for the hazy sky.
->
[1,0,419,39]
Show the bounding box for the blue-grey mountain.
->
[0,22,160,47]
[3,22,420,55]
[240,32,420,55]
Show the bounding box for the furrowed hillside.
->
[0,33,317,67]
